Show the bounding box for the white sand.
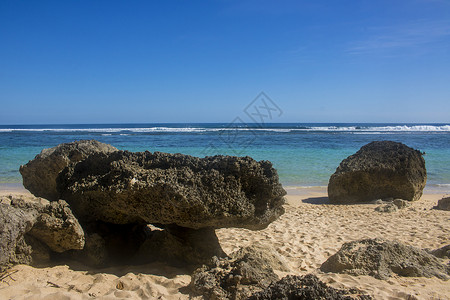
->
[1,188,449,300]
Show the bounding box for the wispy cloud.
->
[348,20,450,55]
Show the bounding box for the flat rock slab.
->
[328,141,426,203]
[57,151,286,230]
[320,238,449,280]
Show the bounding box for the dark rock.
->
[70,233,108,267]
[136,225,226,267]
[20,140,117,201]
[328,141,426,203]
[430,244,450,259]
[67,221,147,267]
[320,238,449,280]
[57,150,286,230]
[24,235,52,265]
[248,274,372,300]
[190,246,280,299]
[436,197,450,211]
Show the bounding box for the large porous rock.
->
[436,196,450,211]
[57,151,286,230]
[0,195,84,271]
[136,225,226,267]
[20,140,118,201]
[189,246,281,300]
[320,238,449,280]
[328,141,426,203]
[249,274,372,300]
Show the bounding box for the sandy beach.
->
[0,186,448,300]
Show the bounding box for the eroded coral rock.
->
[328,141,426,203]
[437,196,450,211]
[320,238,449,280]
[57,151,286,230]
[189,245,283,299]
[249,274,372,300]
[20,140,117,200]
[0,195,84,271]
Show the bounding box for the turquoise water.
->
[0,123,449,192]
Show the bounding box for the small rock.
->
[375,203,398,213]
[320,238,449,280]
[430,244,450,259]
[190,245,281,299]
[436,197,450,211]
[249,274,372,300]
[231,244,290,272]
[393,199,410,209]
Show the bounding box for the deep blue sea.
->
[1,123,449,192]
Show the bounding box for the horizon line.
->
[1,122,449,127]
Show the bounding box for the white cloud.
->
[348,20,450,55]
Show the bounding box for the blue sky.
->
[1,0,449,124]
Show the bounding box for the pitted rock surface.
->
[249,274,372,300]
[57,151,286,230]
[190,246,280,299]
[328,141,426,203]
[0,195,84,271]
[20,140,117,200]
[320,238,449,280]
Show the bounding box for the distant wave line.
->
[0,125,449,133]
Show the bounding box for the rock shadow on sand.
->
[302,196,332,205]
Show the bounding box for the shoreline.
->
[2,182,448,197]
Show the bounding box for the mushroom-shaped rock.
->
[20,140,118,201]
[328,141,426,203]
[57,151,286,230]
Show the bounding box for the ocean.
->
[1,123,449,192]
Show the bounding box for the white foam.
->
[0,125,449,133]
[303,125,450,132]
